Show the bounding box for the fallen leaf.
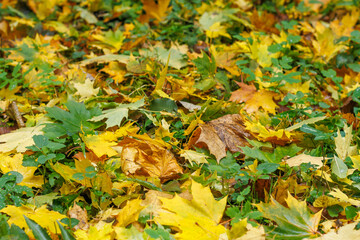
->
[155,180,228,239]
[0,205,67,237]
[90,99,145,128]
[68,203,89,230]
[189,114,252,162]
[0,125,44,152]
[114,198,145,227]
[329,189,360,206]
[180,149,209,166]
[73,78,100,101]
[285,153,324,167]
[308,222,360,240]
[0,153,43,188]
[140,0,172,24]
[256,193,322,239]
[74,222,114,240]
[119,137,183,182]
[313,196,341,208]
[229,82,257,103]
[334,124,357,161]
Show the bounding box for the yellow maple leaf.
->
[329,188,360,206]
[248,34,279,68]
[101,62,127,84]
[81,123,139,158]
[312,22,347,63]
[0,153,44,188]
[244,120,293,145]
[74,222,114,240]
[73,78,100,101]
[115,225,149,239]
[27,0,62,20]
[140,0,172,24]
[309,222,360,240]
[334,124,357,161]
[180,150,209,166]
[330,9,359,37]
[92,29,125,53]
[244,89,278,114]
[206,22,231,39]
[81,132,118,158]
[155,180,227,240]
[0,125,44,152]
[114,198,145,227]
[0,205,67,237]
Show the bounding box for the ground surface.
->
[0,0,360,239]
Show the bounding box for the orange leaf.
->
[119,137,183,182]
[140,0,172,24]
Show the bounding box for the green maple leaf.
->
[256,194,322,239]
[44,100,102,139]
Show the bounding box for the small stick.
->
[10,101,25,128]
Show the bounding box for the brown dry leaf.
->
[188,114,252,162]
[140,0,172,24]
[119,137,183,182]
[68,203,89,230]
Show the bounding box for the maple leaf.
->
[285,154,324,168]
[0,205,67,237]
[250,10,279,34]
[140,44,187,69]
[114,198,145,227]
[312,22,347,63]
[74,222,114,240]
[230,83,278,114]
[90,98,144,128]
[80,122,139,159]
[188,114,252,162]
[206,22,231,39]
[308,222,360,240]
[101,62,127,84]
[180,150,209,166]
[92,29,125,53]
[229,82,256,103]
[0,153,44,188]
[68,203,89,231]
[334,124,357,161]
[256,194,322,239]
[119,137,183,182]
[140,0,172,24]
[27,0,59,20]
[244,120,293,145]
[0,124,44,153]
[155,180,228,240]
[73,78,100,101]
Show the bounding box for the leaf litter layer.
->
[1,0,360,239]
